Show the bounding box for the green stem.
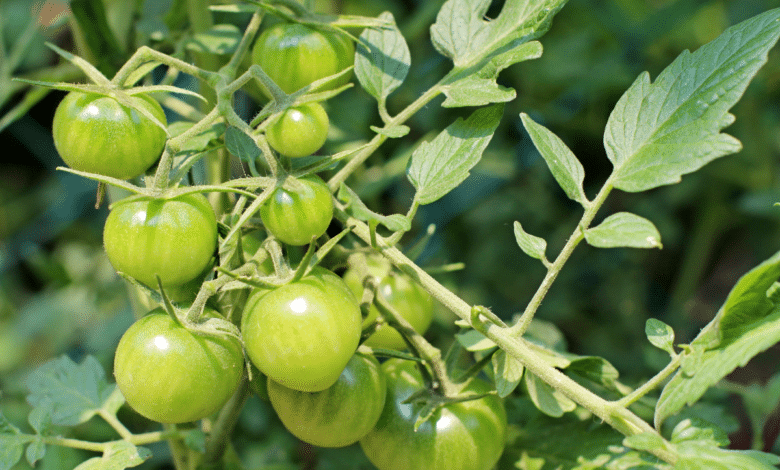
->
[203,378,251,465]
[616,353,682,408]
[510,179,614,337]
[335,208,679,465]
[98,409,133,440]
[165,423,190,470]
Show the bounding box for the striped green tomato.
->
[260,175,333,246]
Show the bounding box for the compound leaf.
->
[604,8,780,192]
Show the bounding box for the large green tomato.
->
[268,352,386,447]
[52,91,167,180]
[251,22,354,95]
[113,308,244,424]
[360,359,507,470]
[344,256,434,349]
[259,175,334,246]
[241,267,362,392]
[103,193,217,288]
[266,102,329,158]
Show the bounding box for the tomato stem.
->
[203,378,250,465]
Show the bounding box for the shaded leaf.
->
[355,12,410,102]
[492,349,524,397]
[407,104,502,205]
[225,126,261,163]
[455,329,496,352]
[604,8,780,192]
[186,24,242,55]
[524,371,576,417]
[585,212,662,249]
[337,184,411,232]
[0,414,25,470]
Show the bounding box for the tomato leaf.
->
[492,349,524,398]
[407,104,502,205]
[514,221,549,265]
[520,113,588,205]
[186,24,242,55]
[441,77,515,108]
[604,8,780,192]
[0,414,25,470]
[524,371,576,417]
[72,441,151,470]
[25,440,45,467]
[25,355,116,426]
[225,126,261,163]
[455,329,496,352]
[337,184,411,232]
[584,212,662,249]
[430,0,566,70]
[655,249,780,428]
[354,12,410,103]
[371,125,410,138]
[646,318,676,355]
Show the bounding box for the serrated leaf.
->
[478,40,543,79]
[26,355,115,426]
[674,442,780,470]
[355,12,410,102]
[225,126,261,163]
[585,212,662,249]
[524,371,576,417]
[656,249,780,427]
[25,440,45,467]
[186,24,242,55]
[441,77,516,108]
[337,184,411,232]
[514,221,548,263]
[646,318,676,355]
[492,349,524,397]
[73,441,151,470]
[455,329,496,352]
[520,113,587,205]
[371,125,410,138]
[670,418,729,446]
[0,414,25,470]
[430,0,567,70]
[27,401,53,435]
[604,8,780,192]
[407,104,502,205]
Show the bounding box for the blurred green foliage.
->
[3,0,780,467]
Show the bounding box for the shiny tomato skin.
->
[103,193,217,288]
[344,256,434,349]
[52,91,167,180]
[241,267,362,392]
[268,351,386,447]
[259,175,334,246]
[113,308,244,424]
[251,22,354,95]
[266,102,329,158]
[359,359,507,470]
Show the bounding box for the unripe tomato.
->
[252,22,354,95]
[266,102,329,158]
[360,359,507,470]
[114,308,244,424]
[268,352,386,447]
[103,193,217,288]
[241,267,362,392]
[259,175,333,246]
[52,91,167,180]
[344,255,434,349]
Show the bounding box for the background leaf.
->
[603,8,780,192]
[407,104,502,205]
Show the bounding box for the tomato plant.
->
[259,175,334,246]
[265,102,329,158]
[52,91,167,180]
[103,192,217,288]
[267,351,385,448]
[344,255,434,349]
[360,359,507,470]
[241,267,362,392]
[113,308,244,424]
[251,22,354,94]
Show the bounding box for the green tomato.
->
[52,91,167,180]
[266,102,329,158]
[103,193,217,287]
[251,22,354,95]
[259,175,334,246]
[344,256,434,349]
[241,267,362,392]
[113,308,244,424]
[360,359,507,470]
[268,351,386,447]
